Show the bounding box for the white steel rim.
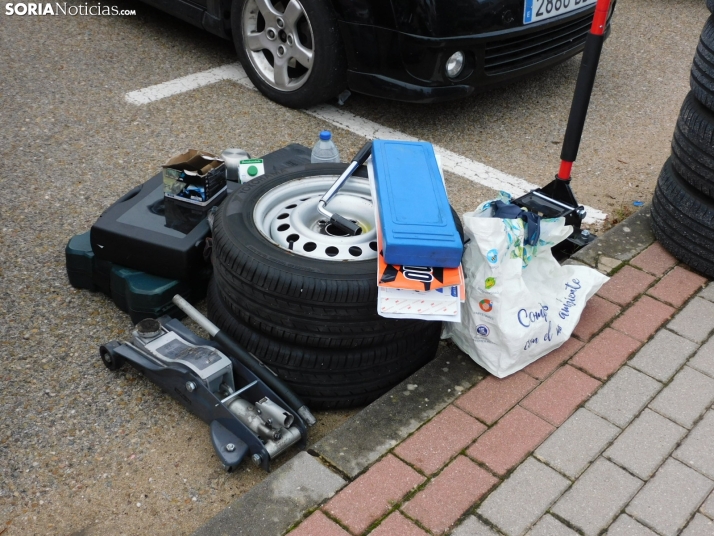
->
[253,176,378,261]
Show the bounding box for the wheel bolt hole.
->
[266,28,276,40]
[348,247,362,257]
[287,234,300,243]
[277,213,289,220]
[325,246,339,257]
[279,30,288,42]
[277,46,285,56]
[303,242,316,252]
[276,17,284,28]
[277,224,290,232]
[369,241,378,251]
[286,34,293,45]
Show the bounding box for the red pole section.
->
[558,160,573,180]
[591,0,612,36]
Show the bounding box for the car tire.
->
[212,163,462,349]
[212,163,392,342]
[708,0,714,14]
[230,0,346,108]
[206,277,442,408]
[691,16,714,113]
[651,158,714,279]
[671,92,714,198]
[213,263,427,349]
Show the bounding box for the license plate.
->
[523,0,596,24]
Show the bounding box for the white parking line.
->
[125,64,254,104]
[125,63,606,222]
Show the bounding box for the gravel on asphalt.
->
[0,0,709,533]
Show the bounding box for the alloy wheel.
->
[242,0,315,92]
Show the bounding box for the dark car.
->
[141,0,615,108]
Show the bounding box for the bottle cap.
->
[319,130,332,141]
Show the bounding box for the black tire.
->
[206,277,442,408]
[213,262,426,349]
[708,0,714,15]
[230,0,346,108]
[651,159,714,278]
[692,16,714,112]
[214,163,376,307]
[213,163,391,341]
[212,163,463,349]
[671,92,714,198]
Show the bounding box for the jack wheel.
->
[100,342,124,371]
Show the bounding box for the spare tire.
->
[651,158,714,279]
[208,162,460,407]
[212,163,460,349]
[212,262,426,349]
[213,163,378,305]
[206,277,442,408]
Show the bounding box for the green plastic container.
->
[65,232,208,323]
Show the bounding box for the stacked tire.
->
[651,6,714,279]
[206,163,444,409]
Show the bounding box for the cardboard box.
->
[163,150,226,203]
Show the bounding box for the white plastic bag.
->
[443,194,609,378]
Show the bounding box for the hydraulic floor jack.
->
[514,0,613,258]
[100,296,315,472]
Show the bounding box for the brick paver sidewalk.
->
[286,241,714,536]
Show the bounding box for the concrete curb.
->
[310,345,485,479]
[572,203,654,273]
[193,204,656,536]
[193,452,346,536]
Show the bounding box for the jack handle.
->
[558,0,613,180]
[171,295,317,427]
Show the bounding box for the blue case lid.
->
[372,140,463,268]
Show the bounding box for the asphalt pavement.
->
[0,0,710,534]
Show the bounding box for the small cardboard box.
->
[162,150,226,203]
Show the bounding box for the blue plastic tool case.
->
[371,140,463,268]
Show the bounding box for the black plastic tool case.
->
[90,144,311,280]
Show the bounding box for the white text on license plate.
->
[524,0,596,25]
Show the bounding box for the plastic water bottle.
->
[311,131,340,163]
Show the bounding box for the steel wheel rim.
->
[253,176,378,261]
[242,0,315,92]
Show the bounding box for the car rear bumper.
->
[339,4,613,103]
